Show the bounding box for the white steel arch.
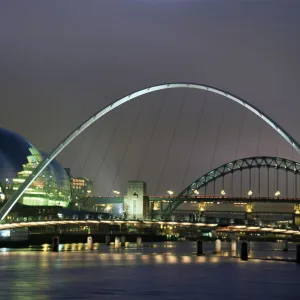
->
[1,83,299,220]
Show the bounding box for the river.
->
[0,241,299,299]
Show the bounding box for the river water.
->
[0,242,299,299]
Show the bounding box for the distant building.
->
[124,181,148,219]
[71,177,93,199]
[83,181,149,219]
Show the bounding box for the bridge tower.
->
[123,181,148,219]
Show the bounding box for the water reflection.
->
[0,242,299,299]
[181,255,192,264]
[2,241,298,262]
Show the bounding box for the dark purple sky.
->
[0,0,300,196]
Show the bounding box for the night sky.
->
[0,0,300,196]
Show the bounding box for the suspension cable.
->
[108,104,143,196]
[291,143,295,197]
[93,108,124,184]
[256,118,263,156]
[252,121,262,195]
[207,102,225,197]
[273,167,276,195]
[181,91,207,190]
[70,133,88,174]
[233,110,247,197]
[234,110,247,160]
[275,135,280,194]
[80,126,103,176]
[154,92,187,195]
[210,103,225,170]
[136,95,165,180]
[275,133,280,157]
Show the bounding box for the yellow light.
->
[194,190,199,195]
[248,190,253,196]
[105,205,112,212]
[246,204,253,213]
[167,190,174,195]
[275,191,280,197]
[221,189,226,196]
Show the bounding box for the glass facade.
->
[0,128,71,207]
[12,148,71,206]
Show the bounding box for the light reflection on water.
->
[3,241,299,261]
[0,242,299,299]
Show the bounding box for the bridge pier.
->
[199,203,206,213]
[160,201,165,218]
[150,201,154,218]
[245,204,254,225]
[293,205,300,226]
[198,203,206,222]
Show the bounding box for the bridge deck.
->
[89,196,300,204]
[1,220,300,236]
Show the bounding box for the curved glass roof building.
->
[0,128,71,207]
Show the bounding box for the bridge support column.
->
[87,236,93,250]
[160,201,163,217]
[245,204,253,225]
[293,205,300,226]
[198,203,206,222]
[115,237,120,250]
[241,242,248,261]
[52,236,59,252]
[137,236,142,248]
[196,240,203,256]
[149,201,154,219]
[105,235,110,245]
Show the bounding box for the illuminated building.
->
[71,177,93,198]
[0,186,5,202]
[123,181,148,219]
[0,128,71,207]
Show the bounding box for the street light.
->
[194,190,199,195]
[248,190,253,197]
[105,204,112,212]
[113,190,120,195]
[221,189,226,196]
[167,190,174,196]
[75,202,81,211]
[275,191,280,197]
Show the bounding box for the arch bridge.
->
[161,156,300,220]
[1,83,300,221]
